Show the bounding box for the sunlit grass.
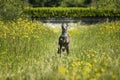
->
[0,19,120,80]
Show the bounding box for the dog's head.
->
[61,23,68,32]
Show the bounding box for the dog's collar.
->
[61,33,68,37]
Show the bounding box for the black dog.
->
[58,23,70,56]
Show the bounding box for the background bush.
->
[24,7,120,18]
[0,0,29,21]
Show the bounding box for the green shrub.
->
[24,7,120,18]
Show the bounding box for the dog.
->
[57,23,70,56]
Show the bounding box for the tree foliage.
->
[91,0,120,10]
[28,0,120,10]
[29,0,62,7]
[0,0,119,21]
[0,0,29,20]
[28,0,91,7]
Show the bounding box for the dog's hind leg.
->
[66,44,70,55]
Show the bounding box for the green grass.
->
[0,20,120,80]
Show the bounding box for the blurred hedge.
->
[24,7,120,18]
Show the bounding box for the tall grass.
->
[0,19,120,80]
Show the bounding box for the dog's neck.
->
[61,28,68,37]
[62,29,67,34]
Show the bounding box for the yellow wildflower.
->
[86,62,92,68]
[96,73,101,78]
[101,68,105,72]
[93,58,97,63]
[90,78,97,80]
[112,75,116,79]
[77,61,81,66]
[58,66,67,75]
[94,68,98,72]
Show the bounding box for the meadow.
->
[0,19,120,80]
